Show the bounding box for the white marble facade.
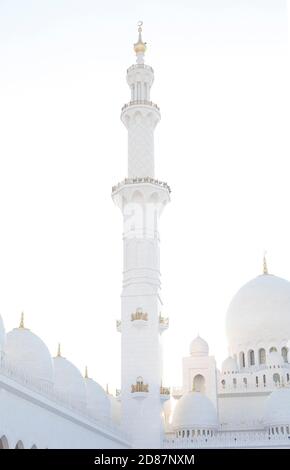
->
[1,26,290,450]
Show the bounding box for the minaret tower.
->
[112,23,170,448]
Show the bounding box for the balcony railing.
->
[121,100,160,112]
[131,309,148,322]
[127,64,154,74]
[131,382,149,393]
[112,177,171,194]
[159,315,169,327]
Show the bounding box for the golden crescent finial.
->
[134,21,146,57]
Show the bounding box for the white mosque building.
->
[1,24,290,449]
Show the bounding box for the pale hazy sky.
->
[0,1,289,391]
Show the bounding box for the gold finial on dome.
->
[106,383,109,394]
[263,251,269,275]
[84,366,89,379]
[19,311,25,328]
[57,342,62,357]
[134,21,147,61]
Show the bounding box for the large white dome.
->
[172,392,218,430]
[226,274,290,350]
[53,355,86,408]
[0,314,5,351]
[85,376,110,421]
[264,387,290,426]
[5,326,54,384]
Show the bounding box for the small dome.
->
[85,377,110,421]
[172,392,218,430]
[264,387,290,426]
[267,351,284,367]
[226,274,290,351]
[5,326,53,384]
[221,356,239,374]
[190,336,209,357]
[53,356,86,408]
[0,314,5,351]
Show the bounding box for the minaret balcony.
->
[131,309,148,328]
[160,386,171,401]
[131,379,149,399]
[159,315,169,333]
[121,100,160,113]
[112,177,171,195]
[116,320,121,333]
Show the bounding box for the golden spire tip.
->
[57,343,61,357]
[85,366,89,379]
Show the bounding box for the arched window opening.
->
[273,373,280,385]
[31,444,37,449]
[248,350,255,366]
[275,427,279,434]
[193,374,205,393]
[263,374,266,387]
[287,373,290,383]
[281,427,284,434]
[239,352,245,368]
[221,379,226,389]
[255,376,259,387]
[282,347,288,363]
[243,377,247,387]
[270,347,277,353]
[233,378,237,388]
[259,348,266,365]
[0,436,9,449]
[287,426,289,435]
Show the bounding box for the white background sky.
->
[0,0,289,392]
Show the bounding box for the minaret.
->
[112,23,170,448]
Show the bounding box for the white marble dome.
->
[172,392,218,430]
[264,387,290,426]
[0,314,5,351]
[5,325,54,384]
[190,335,209,357]
[226,274,290,350]
[53,354,86,408]
[222,356,238,374]
[85,376,110,421]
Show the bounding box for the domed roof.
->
[53,351,86,407]
[84,370,110,420]
[264,387,290,426]
[0,314,5,351]
[172,392,218,430]
[267,351,284,367]
[226,274,290,349]
[5,319,53,384]
[221,356,238,374]
[190,336,209,357]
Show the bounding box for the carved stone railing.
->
[121,100,160,112]
[112,178,171,194]
[127,64,154,74]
